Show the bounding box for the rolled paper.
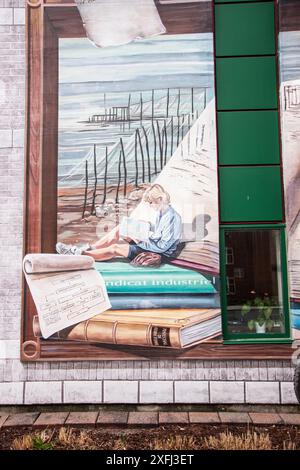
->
[23,253,94,274]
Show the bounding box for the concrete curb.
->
[1,411,300,428]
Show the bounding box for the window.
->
[220,225,291,343]
[226,276,236,295]
[225,247,234,265]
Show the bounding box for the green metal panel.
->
[216,57,278,110]
[215,0,263,3]
[220,225,291,343]
[217,110,280,165]
[215,3,275,57]
[219,166,283,222]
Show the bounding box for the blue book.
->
[110,294,220,310]
[96,261,218,294]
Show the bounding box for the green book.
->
[95,261,217,294]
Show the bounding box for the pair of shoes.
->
[56,242,91,256]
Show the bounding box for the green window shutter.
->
[216,57,278,110]
[219,166,283,222]
[215,3,275,57]
[217,110,280,165]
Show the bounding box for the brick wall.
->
[0,2,298,406]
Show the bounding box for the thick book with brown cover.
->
[33,308,221,349]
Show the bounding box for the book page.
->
[131,100,219,272]
[119,216,151,242]
[23,254,111,339]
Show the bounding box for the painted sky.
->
[279,31,300,82]
[59,33,214,93]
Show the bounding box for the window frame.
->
[220,223,291,344]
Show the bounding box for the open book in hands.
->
[119,216,151,242]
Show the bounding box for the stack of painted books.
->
[32,259,222,349]
[86,260,222,349]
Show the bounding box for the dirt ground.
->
[57,183,148,245]
[1,424,300,450]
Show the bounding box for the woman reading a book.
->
[56,184,182,263]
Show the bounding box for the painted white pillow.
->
[75,0,166,48]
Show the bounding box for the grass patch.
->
[6,424,300,451]
[203,430,272,450]
[150,435,197,450]
[11,428,96,451]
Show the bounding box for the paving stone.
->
[97,412,128,426]
[65,411,98,426]
[279,413,300,425]
[0,414,9,428]
[189,412,220,424]
[3,412,39,427]
[159,412,189,424]
[33,412,69,427]
[128,412,158,426]
[219,412,251,424]
[249,413,282,425]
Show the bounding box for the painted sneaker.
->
[56,242,91,256]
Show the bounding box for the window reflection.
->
[225,230,284,335]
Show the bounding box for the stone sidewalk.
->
[1,411,300,428]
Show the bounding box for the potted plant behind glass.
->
[241,296,274,334]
